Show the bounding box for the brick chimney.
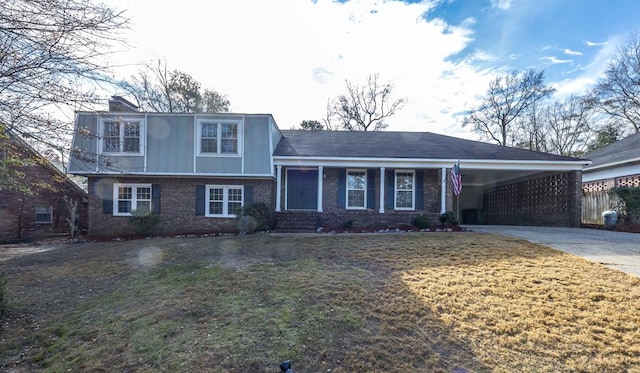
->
[108,95,139,112]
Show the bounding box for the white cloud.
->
[490,0,512,10]
[586,40,608,47]
[541,56,572,64]
[101,0,489,138]
[564,49,583,56]
[553,36,623,97]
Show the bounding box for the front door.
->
[287,169,318,210]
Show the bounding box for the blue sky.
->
[429,0,638,87]
[103,0,640,138]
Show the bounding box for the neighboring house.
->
[0,132,88,242]
[582,132,640,224]
[67,98,590,237]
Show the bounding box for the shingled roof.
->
[584,132,640,168]
[274,130,585,162]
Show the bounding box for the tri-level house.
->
[68,97,590,236]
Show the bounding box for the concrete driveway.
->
[466,225,640,278]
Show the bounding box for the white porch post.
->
[317,166,323,212]
[379,167,385,213]
[440,167,447,213]
[275,165,282,212]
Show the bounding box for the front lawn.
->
[1,233,639,372]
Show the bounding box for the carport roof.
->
[274,130,587,162]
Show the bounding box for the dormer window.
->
[197,119,241,156]
[99,118,144,155]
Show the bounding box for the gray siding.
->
[68,113,98,173]
[271,117,283,158]
[195,157,243,174]
[146,115,194,173]
[243,116,273,174]
[69,112,277,176]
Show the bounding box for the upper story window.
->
[197,120,241,156]
[114,183,152,216]
[347,169,367,209]
[100,118,144,155]
[395,170,415,210]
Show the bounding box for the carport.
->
[453,159,587,227]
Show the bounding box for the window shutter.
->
[152,184,161,215]
[196,185,205,216]
[415,170,424,210]
[367,169,376,209]
[103,183,113,214]
[385,170,394,209]
[244,185,253,203]
[337,169,346,208]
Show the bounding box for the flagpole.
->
[457,159,461,223]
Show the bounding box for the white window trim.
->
[205,185,244,217]
[98,117,145,156]
[394,170,415,210]
[346,168,367,210]
[196,119,242,157]
[113,183,152,216]
[35,204,53,224]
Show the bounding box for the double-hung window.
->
[198,120,240,155]
[114,183,152,216]
[35,204,53,223]
[206,185,243,217]
[346,169,367,209]
[395,170,415,210]
[101,118,144,154]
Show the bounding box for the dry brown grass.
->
[0,233,639,372]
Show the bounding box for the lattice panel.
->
[615,174,640,188]
[485,173,572,223]
[582,179,615,193]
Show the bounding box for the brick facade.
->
[87,168,585,237]
[0,137,88,242]
[275,167,445,230]
[87,176,275,237]
[583,173,640,193]
[484,170,582,227]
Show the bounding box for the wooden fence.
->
[582,190,610,225]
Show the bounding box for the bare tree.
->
[0,0,128,151]
[328,74,406,131]
[542,95,596,156]
[120,59,230,113]
[593,32,640,133]
[513,101,549,152]
[462,69,555,146]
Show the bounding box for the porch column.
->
[440,167,447,213]
[317,166,323,212]
[275,165,282,212]
[379,167,385,213]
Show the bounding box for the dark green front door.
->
[287,169,318,210]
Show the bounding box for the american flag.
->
[451,161,462,196]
